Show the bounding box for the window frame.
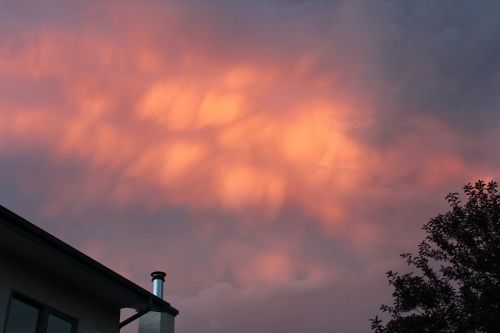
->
[3,290,78,333]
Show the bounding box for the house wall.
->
[139,311,175,333]
[0,251,120,333]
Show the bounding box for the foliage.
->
[371,181,500,333]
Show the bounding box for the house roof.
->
[0,205,179,317]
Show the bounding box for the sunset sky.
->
[1,1,500,332]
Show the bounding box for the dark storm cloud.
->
[373,0,500,136]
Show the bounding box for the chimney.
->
[151,271,166,299]
[138,271,176,333]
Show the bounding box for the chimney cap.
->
[151,271,166,281]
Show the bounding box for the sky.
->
[1,0,500,332]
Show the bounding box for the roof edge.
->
[0,205,179,317]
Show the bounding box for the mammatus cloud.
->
[0,0,368,228]
[1,1,500,332]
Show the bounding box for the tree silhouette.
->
[372,180,500,332]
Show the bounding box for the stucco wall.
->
[139,311,175,333]
[0,251,120,333]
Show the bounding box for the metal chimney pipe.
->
[151,271,166,299]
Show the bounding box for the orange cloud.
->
[1,1,490,240]
[0,16,367,231]
[4,8,500,332]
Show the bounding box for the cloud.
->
[177,264,395,333]
[368,1,500,136]
[1,1,500,332]
[0,1,369,228]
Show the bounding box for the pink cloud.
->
[2,2,500,333]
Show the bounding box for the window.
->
[4,293,76,333]
[4,297,39,333]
